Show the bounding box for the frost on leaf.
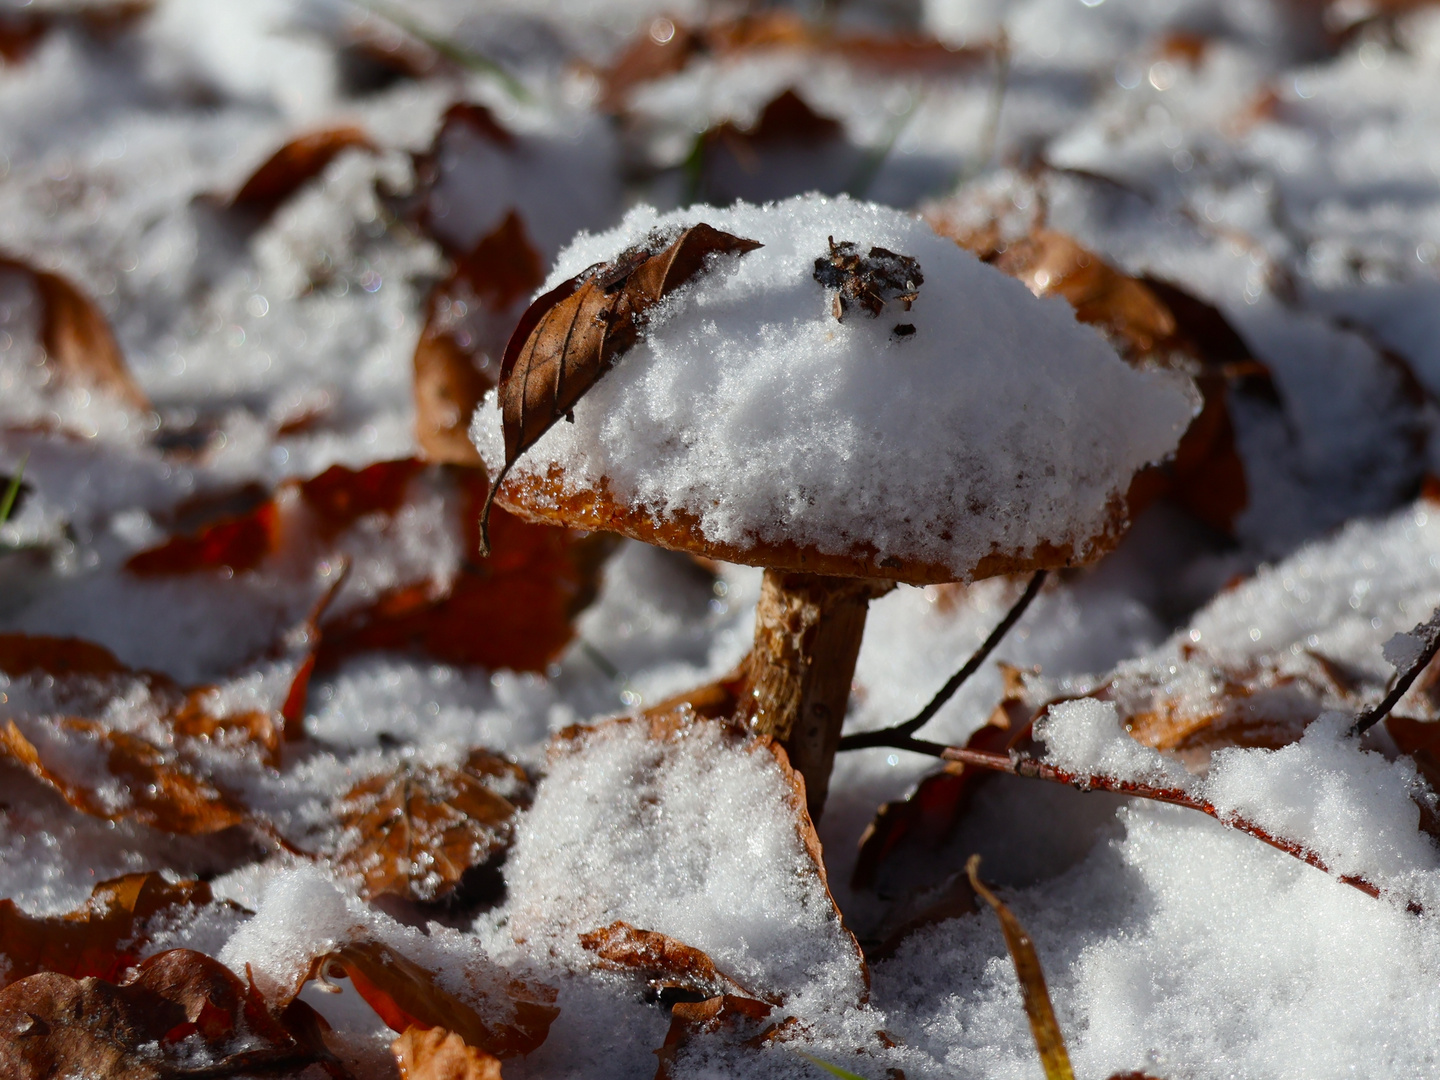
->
[0,873,217,988]
[330,749,530,902]
[0,948,345,1080]
[812,236,922,322]
[0,718,250,835]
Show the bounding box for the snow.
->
[1036,698,1192,788]
[5,0,1440,1077]
[473,195,1197,580]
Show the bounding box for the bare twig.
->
[838,570,1046,751]
[1351,607,1440,736]
[884,739,1411,910]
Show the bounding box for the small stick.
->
[838,570,1046,751]
[883,739,1411,910]
[1351,606,1440,736]
[476,459,514,557]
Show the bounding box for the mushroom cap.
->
[472,194,1197,584]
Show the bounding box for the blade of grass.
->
[796,1051,871,1080]
[966,855,1075,1080]
[0,453,27,525]
[348,0,531,103]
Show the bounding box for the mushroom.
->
[472,194,1197,820]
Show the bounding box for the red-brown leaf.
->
[0,948,348,1080]
[578,921,753,999]
[231,127,377,215]
[322,939,558,1059]
[0,255,149,412]
[0,873,214,989]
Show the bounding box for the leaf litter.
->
[7,1,1440,1078]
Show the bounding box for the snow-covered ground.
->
[4,0,1440,1077]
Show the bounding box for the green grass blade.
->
[796,1051,871,1080]
[0,453,26,525]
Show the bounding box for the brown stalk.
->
[740,571,892,819]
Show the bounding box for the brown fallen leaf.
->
[125,462,611,674]
[600,13,988,112]
[0,2,152,65]
[0,948,348,1080]
[394,1025,503,1080]
[315,468,615,673]
[0,717,249,835]
[0,873,214,989]
[481,223,763,550]
[230,126,377,216]
[925,213,1265,533]
[0,255,149,412]
[318,938,558,1059]
[967,855,1074,1080]
[331,749,529,902]
[0,630,305,763]
[579,921,755,1000]
[414,210,545,466]
[125,459,426,576]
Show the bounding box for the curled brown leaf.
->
[0,255,149,412]
[230,126,377,216]
[579,921,754,1000]
[414,211,544,466]
[481,223,763,552]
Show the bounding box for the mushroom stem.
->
[745,570,892,819]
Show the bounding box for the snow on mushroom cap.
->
[471,194,1198,579]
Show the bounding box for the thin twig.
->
[1351,606,1440,736]
[838,570,1046,751]
[887,739,1411,910]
